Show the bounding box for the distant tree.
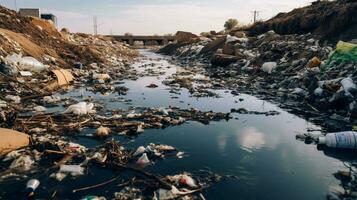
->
[124,32,133,36]
[224,19,239,31]
[200,32,210,37]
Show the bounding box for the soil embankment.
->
[246,0,357,42]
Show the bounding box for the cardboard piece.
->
[0,128,30,156]
[46,69,74,91]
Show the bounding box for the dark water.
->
[1,50,355,200]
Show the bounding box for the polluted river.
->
[0,49,355,200]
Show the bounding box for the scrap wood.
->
[113,163,172,190]
[72,175,121,193]
[64,118,91,128]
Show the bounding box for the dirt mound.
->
[30,17,62,38]
[246,0,357,42]
[0,28,44,60]
[0,6,137,67]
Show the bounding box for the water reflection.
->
[217,133,228,153]
[318,146,357,199]
[238,127,266,152]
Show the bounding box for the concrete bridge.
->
[109,35,176,46]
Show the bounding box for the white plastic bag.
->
[136,153,150,165]
[63,102,94,115]
[59,165,84,175]
[341,77,357,95]
[261,62,277,74]
[19,56,46,72]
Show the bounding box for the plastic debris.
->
[19,56,46,72]
[136,153,150,165]
[261,62,277,74]
[43,95,61,104]
[341,77,357,95]
[9,155,34,170]
[59,165,84,175]
[33,106,46,113]
[80,196,106,200]
[63,102,95,115]
[93,73,111,83]
[176,151,185,159]
[226,35,239,43]
[95,126,111,137]
[19,71,33,77]
[325,41,357,67]
[133,146,146,156]
[153,185,198,200]
[5,95,21,103]
[167,174,198,188]
[25,179,40,197]
[319,131,357,149]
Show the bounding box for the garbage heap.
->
[245,0,357,42]
[159,30,357,130]
[0,5,137,68]
[0,5,139,113]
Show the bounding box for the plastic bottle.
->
[25,179,40,197]
[318,131,357,149]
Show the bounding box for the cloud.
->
[100,4,239,35]
[43,10,92,33]
[39,0,311,35]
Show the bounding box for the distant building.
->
[19,8,40,18]
[41,14,57,27]
[18,8,57,27]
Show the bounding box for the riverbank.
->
[158,31,357,133]
[1,49,354,199]
[0,1,357,199]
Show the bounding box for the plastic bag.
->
[341,77,357,95]
[324,41,357,70]
[19,56,46,72]
[9,155,34,170]
[63,102,94,115]
[136,153,150,165]
[59,165,84,175]
[261,62,277,74]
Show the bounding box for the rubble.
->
[158,30,357,130]
[245,0,357,42]
[3,1,353,199]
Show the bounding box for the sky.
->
[0,0,311,35]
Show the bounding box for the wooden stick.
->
[306,102,319,112]
[114,163,172,190]
[72,176,120,193]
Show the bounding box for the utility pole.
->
[14,0,17,12]
[251,10,261,23]
[93,15,98,35]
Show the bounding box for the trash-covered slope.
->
[159,30,357,130]
[246,0,357,41]
[0,6,137,67]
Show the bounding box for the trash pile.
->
[0,5,239,199]
[245,0,357,42]
[159,29,357,130]
[0,76,232,199]
[0,129,232,199]
[0,5,137,68]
